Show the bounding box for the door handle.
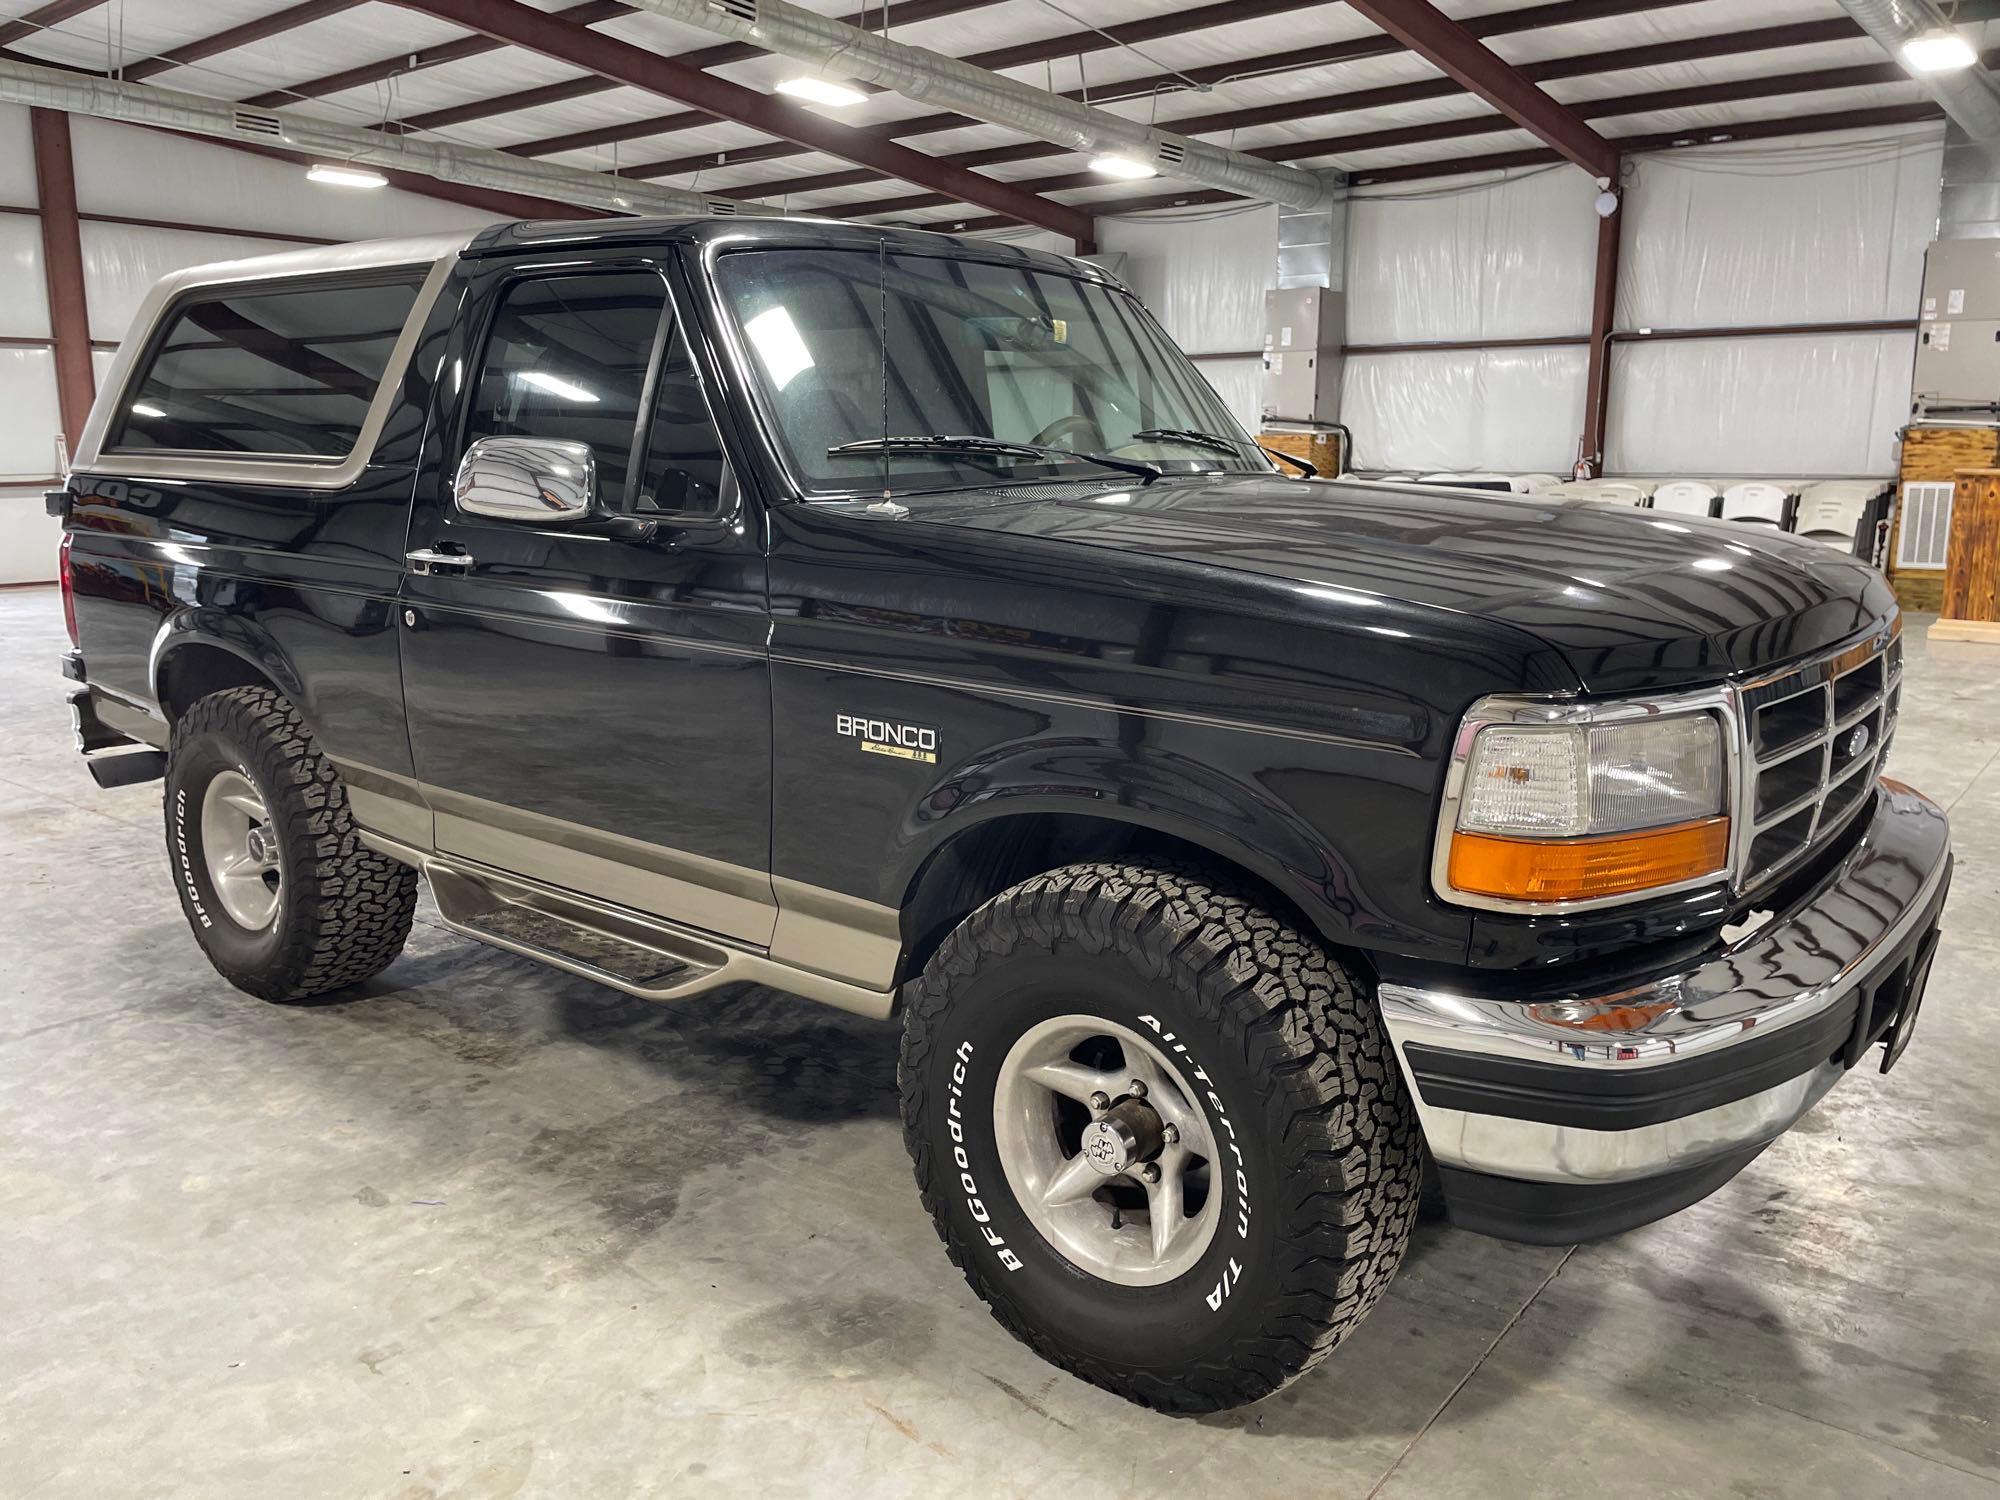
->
[405,547,475,576]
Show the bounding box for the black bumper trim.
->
[1405,862,1951,1133]
[1437,1142,1769,1245]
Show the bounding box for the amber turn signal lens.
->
[1448,816,1730,903]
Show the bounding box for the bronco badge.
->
[836,713,938,764]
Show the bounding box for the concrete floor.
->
[2,583,1997,1500]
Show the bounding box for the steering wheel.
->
[1031,413,1106,451]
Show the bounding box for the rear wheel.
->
[165,685,416,1002]
[898,861,1421,1413]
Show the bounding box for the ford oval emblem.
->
[1845,723,1872,758]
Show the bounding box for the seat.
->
[1793,480,1890,553]
[1545,480,1649,506]
[1649,480,1719,518]
[1721,482,1791,526]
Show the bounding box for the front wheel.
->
[898,862,1421,1414]
[165,685,416,1002]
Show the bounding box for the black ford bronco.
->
[54,218,1952,1414]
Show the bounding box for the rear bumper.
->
[1382,780,1951,1241]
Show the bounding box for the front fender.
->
[893,733,1468,964]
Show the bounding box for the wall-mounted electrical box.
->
[1914,239,2000,408]
[1261,287,1344,425]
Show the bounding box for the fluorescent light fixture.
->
[1088,153,1157,180]
[130,402,165,419]
[307,163,388,190]
[517,370,598,403]
[774,76,868,107]
[1902,25,1977,72]
[744,305,815,392]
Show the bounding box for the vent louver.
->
[231,109,284,138]
[708,0,757,22]
[1155,140,1187,166]
[1895,481,1954,569]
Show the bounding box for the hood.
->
[905,474,1898,694]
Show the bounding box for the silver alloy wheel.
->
[993,1014,1222,1287]
[200,769,282,931]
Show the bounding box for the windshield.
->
[712,247,1269,495]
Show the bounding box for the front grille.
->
[1735,627,1901,893]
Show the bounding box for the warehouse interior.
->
[3,0,1999,1495]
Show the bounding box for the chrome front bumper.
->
[1381,780,1952,1190]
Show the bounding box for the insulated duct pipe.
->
[1834,0,2000,139]
[617,0,1336,211]
[0,58,779,219]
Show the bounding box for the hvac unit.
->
[1260,287,1344,424]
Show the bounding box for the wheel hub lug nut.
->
[1088,1091,1110,1111]
[1161,1123,1179,1145]
[1138,1163,1161,1184]
[1127,1079,1147,1099]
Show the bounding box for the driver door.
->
[397,251,775,944]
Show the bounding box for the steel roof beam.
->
[121,1,365,84]
[1340,0,1621,179]
[843,54,1951,221]
[383,0,1098,244]
[400,0,1033,140]
[240,0,629,109]
[0,0,104,49]
[718,17,1869,203]
[504,0,1329,159]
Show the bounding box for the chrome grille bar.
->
[1733,625,1901,894]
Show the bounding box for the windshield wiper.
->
[1130,426,1251,457]
[828,434,1161,484]
[1132,426,1318,477]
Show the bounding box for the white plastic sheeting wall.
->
[1338,125,1944,476]
[1340,168,1597,473]
[1606,127,1942,475]
[1098,205,1278,435]
[0,108,499,583]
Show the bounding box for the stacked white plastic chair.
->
[1416,472,1515,492]
[1793,481,1888,551]
[1544,479,1649,506]
[1509,473,1564,495]
[1649,480,1719,518]
[1721,482,1791,526]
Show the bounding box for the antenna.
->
[878,238,890,502]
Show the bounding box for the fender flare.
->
[149,607,313,726]
[893,736,1392,957]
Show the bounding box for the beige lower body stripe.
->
[334,759,901,991]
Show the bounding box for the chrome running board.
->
[361,834,897,1020]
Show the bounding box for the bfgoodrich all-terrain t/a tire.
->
[165,685,417,1003]
[899,861,1422,1414]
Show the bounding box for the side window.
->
[463,272,667,509]
[108,273,424,457]
[633,322,727,517]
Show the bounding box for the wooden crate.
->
[1893,427,1998,613]
[1258,429,1345,476]
[1940,467,2000,631]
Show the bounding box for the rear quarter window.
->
[107,272,425,459]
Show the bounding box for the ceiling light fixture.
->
[517,370,598,403]
[1902,25,1977,72]
[1088,154,1157,181]
[774,76,868,107]
[307,163,388,189]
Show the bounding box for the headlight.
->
[1437,704,1731,908]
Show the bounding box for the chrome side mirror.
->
[453,435,596,525]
